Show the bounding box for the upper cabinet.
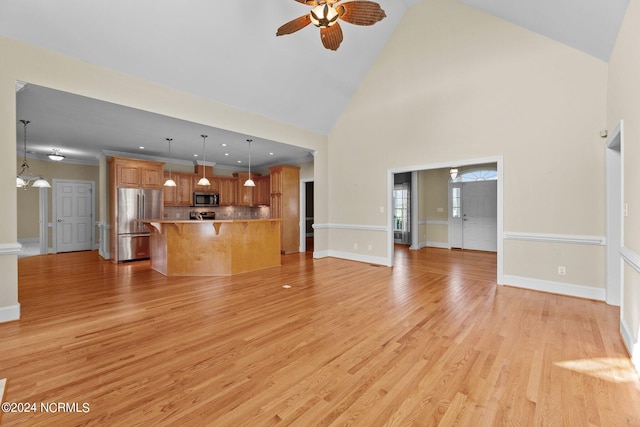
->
[218,177,237,206]
[234,172,259,206]
[192,165,217,193]
[163,172,193,206]
[109,157,165,189]
[255,175,271,206]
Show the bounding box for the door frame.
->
[52,179,96,254]
[299,178,314,253]
[387,156,504,285]
[605,120,624,306]
[38,187,49,255]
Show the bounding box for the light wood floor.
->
[1,247,639,426]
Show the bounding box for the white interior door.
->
[55,181,94,253]
[462,181,497,252]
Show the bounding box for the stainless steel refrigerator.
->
[117,188,162,262]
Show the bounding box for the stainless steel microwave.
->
[193,192,219,207]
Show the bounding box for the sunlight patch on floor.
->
[555,357,640,383]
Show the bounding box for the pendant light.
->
[16,120,51,189]
[164,138,177,187]
[197,134,211,186]
[244,139,255,187]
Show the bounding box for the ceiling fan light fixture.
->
[450,168,459,180]
[47,149,65,161]
[310,4,339,28]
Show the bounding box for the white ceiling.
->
[2,0,630,168]
[460,0,629,61]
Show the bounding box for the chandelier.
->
[16,120,50,189]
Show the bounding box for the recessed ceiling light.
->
[193,154,198,157]
[237,160,242,164]
[224,153,229,156]
[269,152,274,156]
[221,143,227,147]
[138,146,145,150]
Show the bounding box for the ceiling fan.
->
[276,0,387,51]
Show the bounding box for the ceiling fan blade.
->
[276,14,312,36]
[337,1,386,26]
[320,22,343,51]
[294,0,318,5]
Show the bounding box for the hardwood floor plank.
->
[0,247,638,426]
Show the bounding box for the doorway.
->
[300,179,314,253]
[393,173,411,245]
[52,179,95,253]
[605,121,623,306]
[449,174,498,252]
[387,157,504,284]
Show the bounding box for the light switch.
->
[437,207,444,213]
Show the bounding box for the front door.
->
[462,181,497,251]
[55,180,94,253]
[448,180,497,252]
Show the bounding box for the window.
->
[451,187,461,218]
[452,168,497,183]
[393,184,409,232]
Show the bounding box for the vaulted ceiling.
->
[1,0,629,167]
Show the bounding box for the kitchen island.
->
[142,219,281,276]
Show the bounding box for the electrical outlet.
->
[354,243,358,250]
[558,266,566,276]
[368,245,372,251]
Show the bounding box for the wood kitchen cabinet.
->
[217,177,237,206]
[110,157,164,189]
[269,165,300,254]
[234,172,264,206]
[163,172,193,206]
[254,175,271,206]
[192,165,217,193]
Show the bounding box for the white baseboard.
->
[0,243,23,255]
[502,274,605,301]
[313,250,390,266]
[0,304,20,323]
[621,318,640,375]
[419,241,449,249]
[18,238,39,244]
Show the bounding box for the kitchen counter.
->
[142,219,281,276]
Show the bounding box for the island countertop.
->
[142,218,281,276]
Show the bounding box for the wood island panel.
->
[143,219,281,276]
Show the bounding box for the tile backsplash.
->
[164,205,271,220]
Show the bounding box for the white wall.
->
[325,0,608,296]
[607,0,640,371]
